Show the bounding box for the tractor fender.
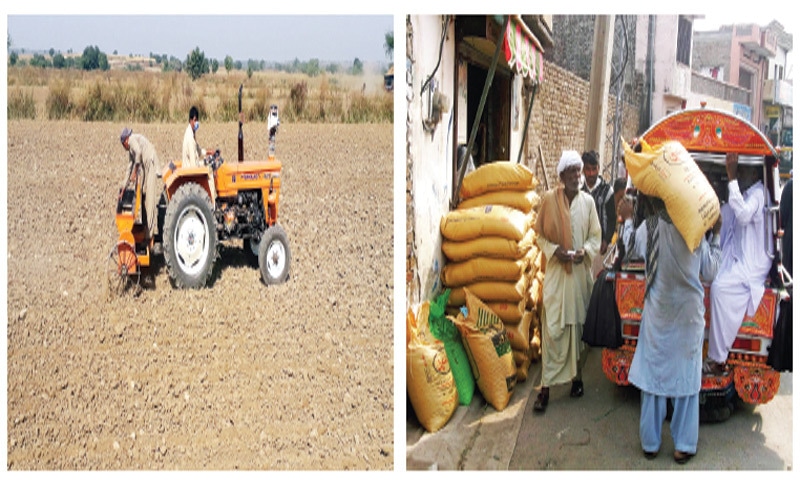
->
[165,167,214,202]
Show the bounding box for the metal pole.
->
[452,15,510,209]
[516,83,539,165]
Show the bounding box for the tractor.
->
[107,85,291,292]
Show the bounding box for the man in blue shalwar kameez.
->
[622,195,721,464]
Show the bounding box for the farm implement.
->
[107,85,291,294]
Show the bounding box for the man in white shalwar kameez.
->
[624,195,721,464]
[533,150,601,413]
[182,105,218,201]
[705,153,772,374]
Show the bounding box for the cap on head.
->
[557,150,583,176]
[120,127,133,144]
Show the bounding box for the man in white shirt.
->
[704,153,773,375]
[180,105,217,200]
[182,106,207,168]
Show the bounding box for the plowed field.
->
[5,120,394,470]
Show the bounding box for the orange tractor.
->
[107,86,291,292]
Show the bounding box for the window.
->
[739,68,753,91]
[676,17,692,66]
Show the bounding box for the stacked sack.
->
[406,301,459,433]
[439,161,546,387]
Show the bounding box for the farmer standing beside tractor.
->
[119,127,164,243]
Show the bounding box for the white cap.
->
[557,150,583,176]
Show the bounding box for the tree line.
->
[9,42,383,81]
[8,28,393,79]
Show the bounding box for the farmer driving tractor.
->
[182,105,218,200]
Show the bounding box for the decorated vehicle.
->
[601,107,792,422]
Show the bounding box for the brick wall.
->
[524,60,642,193]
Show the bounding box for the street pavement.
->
[406,347,793,470]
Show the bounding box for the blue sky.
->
[6,15,394,64]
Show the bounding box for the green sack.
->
[429,289,475,406]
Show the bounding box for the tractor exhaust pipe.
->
[237,84,244,162]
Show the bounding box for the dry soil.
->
[5,120,394,470]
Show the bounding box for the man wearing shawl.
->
[623,194,721,464]
[532,150,601,413]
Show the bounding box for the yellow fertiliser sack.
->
[441,229,535,262]
[485,299,527,324]
[457,189,542,213]
[407,302,459,433]
[446,275,530,306]
[513,348,531,366]
[460,161,537,199]
[454,290,517,412]
[515,354,533,382]
[527,276,543,311]
[442,258,527,287]
[440,205,531,242]
[623,140,720,251]
[530,326,542,361]
[505,309,533,352]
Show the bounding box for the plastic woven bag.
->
[429,289,475,406]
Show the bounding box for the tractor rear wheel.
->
[163,183,217,289]
[258,224,290,285]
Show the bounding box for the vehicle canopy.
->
[630,107,787,283]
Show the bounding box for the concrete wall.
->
[546,15,596,81]
[693,31,732,82]
[406,15,457,305]
[652,15,682,119]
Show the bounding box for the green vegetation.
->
[80,45,109,71]
[384,31,394,59]
[351,58,364,75]
[185,47,209,81]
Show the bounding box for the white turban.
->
[557,150,583,176]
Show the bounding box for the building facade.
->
[692,20,793,138]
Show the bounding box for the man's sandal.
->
[533,390,549,413]
[673,451,694,465]
[570,380,584,398]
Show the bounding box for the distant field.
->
[7,63,393,124]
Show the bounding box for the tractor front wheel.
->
[163,183,217,289]
[258,224,290,285]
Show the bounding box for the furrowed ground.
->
[5,120,394,470]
